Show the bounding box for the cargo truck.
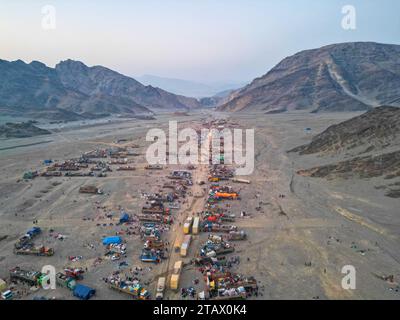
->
[231,178,251,184]
[138,214,173,224]
[79,185,103,194]
[227,230,247,241]
[56,272,76,290]
[14,245,54,256]
[64,268,84,280]
[15,227,42,248]
[10,267,41,287]
[155,277,166,300]
[192,217,200,235]
[183,217,193,234]
[202,223,238,233]
[214,192,240,200]
[140,250,161,263]
[170,274,180,290]
[144,239,164,250]
[180,235,192,257]
[195,256,227,266]
[173,260,183,274]
[142,205,170,215]
[108,282,150,300]
[173,238,181,252]
[170,260,183,290]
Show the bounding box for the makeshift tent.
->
[43,160,53,165]
[102,236,122,245]
[73,284,95,300]
[119,213,129,224]
[27,227,41,237]
[23,172,35,180]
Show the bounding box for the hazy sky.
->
[0,0,399,83]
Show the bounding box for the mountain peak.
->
[0,58,200,121]
[56,59,89,71]
[218,42,400,113]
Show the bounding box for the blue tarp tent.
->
[102,236,122,246]
[73,284,95,300]
[119,213,129,224]
[27,227,41,237]
[43,159,53,165]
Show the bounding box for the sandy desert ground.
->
[0,110,399,300]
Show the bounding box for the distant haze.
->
[0,0,399,83]
[137,75,246,98]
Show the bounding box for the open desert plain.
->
[1,109,399,300]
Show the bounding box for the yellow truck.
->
[192,217,200,235]
[180,235,192,257]
[170,274,180,290]
[173,238,181,253]
[170,261,183,290]
[183,217,193,234]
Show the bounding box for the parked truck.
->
[170,274,180,291]
[108,282,150,300]
[155,277,166,300]
[137,214,173,224]
[180,235,192,257]
[212,289,247,300]
[202,223,238,233]
[214,192,240,200]
[140,249,161,263]
[192,217,200,235]
[141,205,168,215]
[231,178,251,184]
[64,268,84,280]
[144,239,164,250]
[116,166,136,171]
[195,256,227,266]
[220,214,236,222]
[56,272,76,290]
[170,261,183,290]
[227,230,247,241]
[14,245,54,256]
[79,185,103,194]
[10,267,42,287]
[145,164,163,170]
[183,217,193,234]
[15,227,42,248]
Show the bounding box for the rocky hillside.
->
[291,107,400,197]
[0,59,200,120]
[289,106,400,156]
[0,121,51,138]
[56,60,200,111]
[218,42,400,113]
[297,150,400,180]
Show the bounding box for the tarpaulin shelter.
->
[73,284,95,300]
[119,213,130,224]
[102,236,122,246]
